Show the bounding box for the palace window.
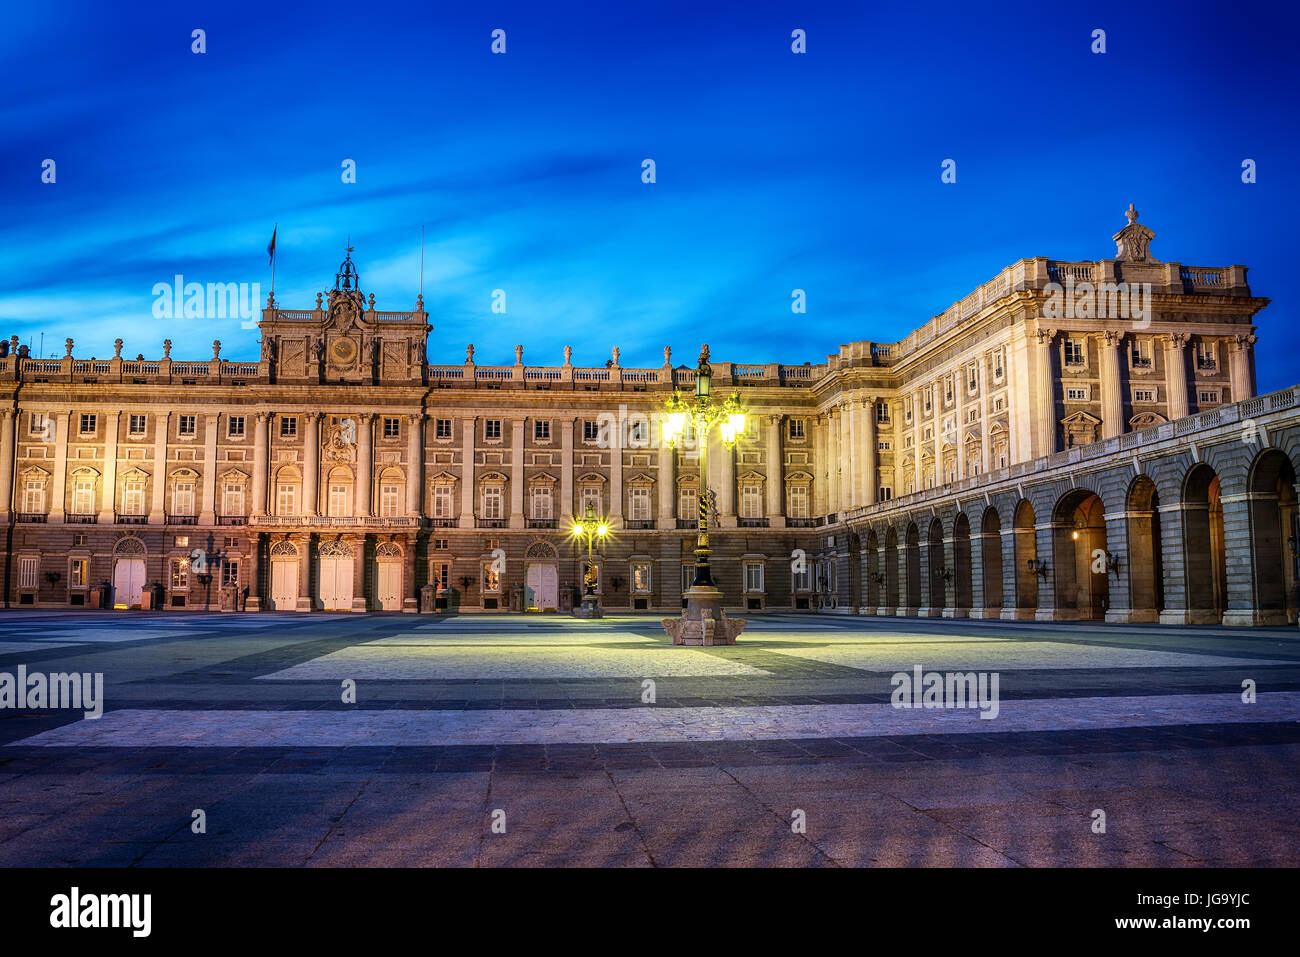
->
[739,483,763,519]
[583,420,599,442]
[482,562,501,593]
[678,486,698,521]
[178,415,196,437]
[379,484,400,517]
[276,483,296,516]
[534,420,551,441]
[1199,389,1220,405]
[787,484,809,520]
[878,440,891,450]
[280,416,297,438]
[430,561,450,590]
[29,413,50,437]
[435,418,452,439]
[72,477,94,514]
[1066,387,1090,401]
[79,414,97,435]
[18,557,37,589]
[1131,338,1153,368]
[128,414,147,436]
[993,396,1005,412]
[944,376,954,404]
[228,416,245,438]
[967,364,978,392]
[328,484,349,517]
[23,479,44,513]
[175,535,189,547]
[631,561,652,594]
[221,560,240,588]
[743,561,765,593]
[383,417,400,439]
[792,561,811,592]
[70,559,88,588]
[484,419,502,441]
[433,538,449,551]
[433,485,454,519]
[876,401,890,424]
[788,419,805,440]
[222,482,244,516]
[170,559,189,590]
[1134,388,1155,403]
[628,486,651,521]
[580,486,601,515]
[681,563,694,593]
[531,486,553,520]
[171,480,193,517]
[879,486,892,501]
[1196,340,1217,370]
[481,485,503,520]
[1064,339,1085,366]
[993,349,1005,380]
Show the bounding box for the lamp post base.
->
[573,594,604,619]
[662,586,746,645]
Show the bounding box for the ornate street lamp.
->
[660,345,749,645]
[569,500,609,618]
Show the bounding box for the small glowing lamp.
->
[597,524,608,538]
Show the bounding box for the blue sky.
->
[2,0,1297,390]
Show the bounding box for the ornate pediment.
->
[322,419,357,463]
[1112,204,1159,263]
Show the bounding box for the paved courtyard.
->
[0,611,1298,867]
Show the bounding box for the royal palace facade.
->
[1,208,1297,625]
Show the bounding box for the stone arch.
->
[113,536,146,556]
[884,525,900,612]
[269,539,299,558]
[319,538,354,559]
[1051,488,1109,620]
[1182,463,1228,622]
[847,530,862,610]
[924,516,946,616]
[1124,475,1164,622]
[904,521,921,614]
[864,528,881,611]
[375,541,403,560]
[1011,499,1038,615]
[1245,447,1299,624]
[953,512,972,615]
[525,540,559,560]
[979,506,1003,615]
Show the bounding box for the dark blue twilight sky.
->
[1,1,1297,389]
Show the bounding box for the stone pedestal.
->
[573,594,603,619]
[662,586,746,645]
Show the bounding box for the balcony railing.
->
[429,517,456,528]
[676,519,698,530]
[624,519,654,530]
[67,514,97,524]
[477,518,506,529]
[116,514,147,525]
[786,517,821,528]
[526,518,557,529]
[217,515,247,525]
[15,513,46,523]
[167,514,198,525]
[738,517,770,528]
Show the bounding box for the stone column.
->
[657,435,675,529]
[953,371,966,479]
[459,416,476,529]
[766,414,784,527]
[50,411,69,523]
[355,413,373,517]
[560,417,574,520]
[825,407,840,514]
[303,412,320,516]
[251,412,270,516]
[843,401,857,507]
[1164,333,1189,420]
[148,412,169,524]
[0,410,16,518]
[863,398,877,505]
[510,417,525,529]
[1033,329,1056,457]
[1229,333,1257,403]
[912,391,923,493]
[979,358,992,472]
[405,413,422,517]
[199,413,218,524]
[98,412,120,523]
[609,429,623,527]
[813,413,827,516]
[1099,331,1124,439]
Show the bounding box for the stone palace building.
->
[1,207,1296,625]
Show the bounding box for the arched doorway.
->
[1247,449,1298,625]
[1124,476,1163,622]
[1009,500,1037,619]
[524,541,559,612]
[904,522,921,615]
[112,537,147,609]
[269,539,299,611]
[847,533,862,611]
[1183,464,1227,623]
[953,512,972,617]
[1052,490,1108,621]
[884,527,899,614]
[318,538,355,611]
[924,517,946,617]
[865,530,881,611]
[375,541,404,611]
[979,507,1003,617]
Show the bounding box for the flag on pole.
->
[267,225,277,265]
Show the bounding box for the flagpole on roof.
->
[268,223,278,305]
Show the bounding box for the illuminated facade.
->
[2,208,1293,624]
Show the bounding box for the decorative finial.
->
[64,337,73,357]
[1113,203,1157,263]
[315,292,323,309]
[466,343,475,364]
[514,344,524,365]
[1125,203,1139,225]
[663,346,672,365]
[611,346,621,367]
[212,339,222,360]
[699,343,710,364]
[163,339,172,359]
[415,293,424,311]
[113,338,123,358]
[563,345,572,366]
